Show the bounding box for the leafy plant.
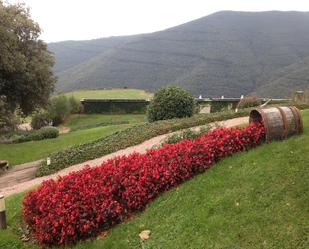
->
[31,110,52,130]
[23,122,265,245]
[147,86,195,122]
[35,95,83,127]
[68,96,83,114]
[48,95,72,126]
[36,109,252,176]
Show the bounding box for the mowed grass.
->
[64,114,146,130]
[63,88,152,100]
[0,124,131,166]
[0,110,308,249]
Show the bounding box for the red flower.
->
[23,122,265,245]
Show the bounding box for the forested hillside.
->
[50,11,309,97]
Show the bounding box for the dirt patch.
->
[18,123,32,131]
[58,126,70,134]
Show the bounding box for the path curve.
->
[0,117,248,196]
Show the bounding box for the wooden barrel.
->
[249,106,303,142]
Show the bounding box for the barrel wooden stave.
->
[249,106,303,142]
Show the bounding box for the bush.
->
[147,85,195,122]
[37,109,251,176]
[23,122,265,245]
[0,130,27,144]
[33,127,59,140]
[35,95,82,126]
[48,95,72,126]
[12,127,59,143]
[237,96,262,109]
[31,111,52,130]
[68,96,83,114]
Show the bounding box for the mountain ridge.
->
[49,11,309,97]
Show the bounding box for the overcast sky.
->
[8,0,309,42]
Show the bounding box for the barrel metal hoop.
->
[276,107,288,138]
[258,108,270,142]
[291,106,303,133]
[289,106,300,133]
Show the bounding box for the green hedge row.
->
[0,127,59,144]
[82,100,149,114]
[37,109,251,176]
[13,127,59,143]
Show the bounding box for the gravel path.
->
[0,116,248,196]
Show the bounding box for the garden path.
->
[0,116,248,196]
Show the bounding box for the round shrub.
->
[36,126,59,140]
[147,85,195,122]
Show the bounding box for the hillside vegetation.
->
[50,11,309,98]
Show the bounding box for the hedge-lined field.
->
[0,110,308,249]
[0,124,131,166]
[63,114,146,131]
[63,88,153,100]
[37,109,251,176]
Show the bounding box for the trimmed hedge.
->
[13,127,59,143]
[24,122,265,245]
[37,109,251,176]
[82,99,149,114]
[1,127,59,144]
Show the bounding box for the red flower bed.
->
[23,122,265,245]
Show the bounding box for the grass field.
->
[0,124,131,166]
[0,110,308,249]
[63,88,153,100]
[64,114,146,130]
[0,114,146,166]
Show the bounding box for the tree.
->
[147,85,195,122]
[0,95,19,131]
[0,1,56,115]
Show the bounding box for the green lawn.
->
[0,124,131,166]
[63,114,146,131]
[1,110,308,249]
[63,88,152,100]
